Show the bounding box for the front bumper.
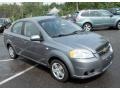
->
[71,49,113,79]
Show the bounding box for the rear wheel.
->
[83,23,92,31]
[50,59,69,82]
[8,45,18,59]
[116,21,120,30]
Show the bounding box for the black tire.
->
[50,59,69,82]
[8,45,18,59]
[83,23,92,31]
[116,21,120,30]
[0,30,2,33]
[0,28,4,33]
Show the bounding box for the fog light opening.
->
[90,69,95,73]
[84,71,88,75]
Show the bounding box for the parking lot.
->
[0,29,120,88]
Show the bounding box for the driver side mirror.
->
[30,35,42,41]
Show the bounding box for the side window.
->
[89,11,101,16]
[24,22,40,37]
[11,22,23,34]
[81,11,89,17]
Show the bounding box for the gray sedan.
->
[4,16,113,82]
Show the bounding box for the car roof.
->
[79,9,107,12]
[109,8,120,9]
[17,16,56,22]
[0,18,9,20]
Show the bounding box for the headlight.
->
[109,44,113,52]
[69,49,94,59]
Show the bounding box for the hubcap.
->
[9,47,14,58]
[52,63,65,80]
[83,24,91,31]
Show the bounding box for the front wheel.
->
[83,23,92,31]
[116,21,120,30]
[50,60,69,82]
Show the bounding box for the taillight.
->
[76,16,80,22]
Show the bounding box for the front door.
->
[21,21,48,64]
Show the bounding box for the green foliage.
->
[0,2,120,20]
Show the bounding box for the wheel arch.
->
[82,22,93,28]
[6,40,18,55]
[116,20,120,26]
[47,50,75,77]
[6,39,13,49]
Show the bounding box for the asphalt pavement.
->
[0,30,120,88]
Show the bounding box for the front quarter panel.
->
[111,16,120,26]
[47,50,75,76]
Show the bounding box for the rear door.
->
[10,21,24,54]
[89,11,104,27]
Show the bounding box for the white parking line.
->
[0,64,38,85]
[0,59,14,62]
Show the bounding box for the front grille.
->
[96,42,110,56]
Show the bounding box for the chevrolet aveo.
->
[4,16,113,82]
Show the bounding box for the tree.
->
[0,2,120,20]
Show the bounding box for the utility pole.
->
[21,6,23,18]
[76,2,79,11]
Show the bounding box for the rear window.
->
[81,11,89,16]
[89,11,101,16]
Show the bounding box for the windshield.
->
[116,11,120,15]
[101,10,113,16]
[115,8,120,15]
[39,18,83,37]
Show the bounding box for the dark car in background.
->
[0,18,11,33]
[4,16,113,82]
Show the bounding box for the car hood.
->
[53,32,108,53]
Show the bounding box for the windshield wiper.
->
[69,30,83,35]
[52,33,70,37]
[52,30,83,38]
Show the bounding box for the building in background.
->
[47,7,60,16]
